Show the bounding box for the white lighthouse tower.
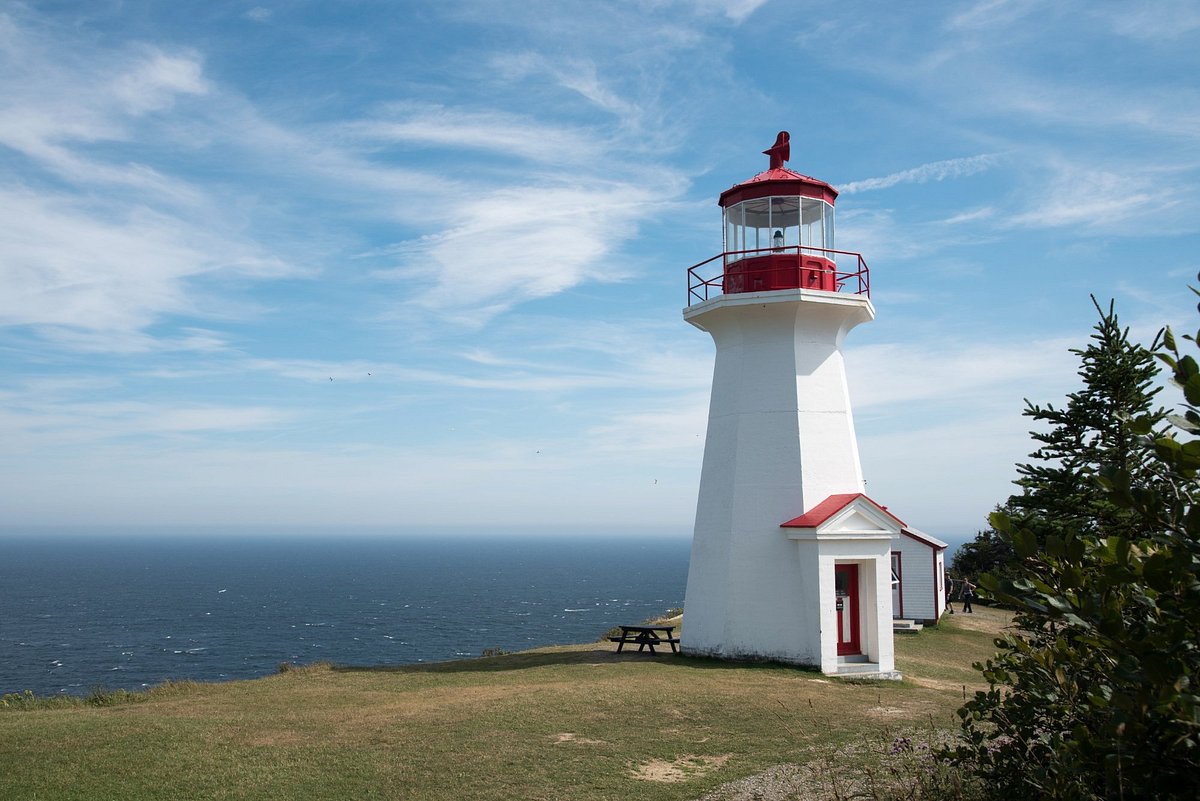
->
[681,132,901,678]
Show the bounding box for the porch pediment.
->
[781,493,904,541]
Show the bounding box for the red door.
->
[835,564,861,656]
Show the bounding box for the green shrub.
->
[0,689,38,709]
[950,291,1200,799]
[479,647,511,657]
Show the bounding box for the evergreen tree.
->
[958,300,1168,586]
[950,510,1019,585]
[951,293,1200,800]
[1009,296,1167,540]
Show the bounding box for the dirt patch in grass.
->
[629,754,731,783]
[245,730,309,747]
[866,705,908,717]
[908,675,973,692]
[551,732,606,746]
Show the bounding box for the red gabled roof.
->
[780,492,906,529]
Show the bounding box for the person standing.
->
[962,578,975,613]
[945,573,955,614]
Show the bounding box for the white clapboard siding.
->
[890,528,948,623]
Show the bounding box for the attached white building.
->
[891,527,949,624]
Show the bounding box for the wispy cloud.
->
[0,17,207,189]
[696,0,770,24]
[0,186,293,341]
[0,15,312,350]
[586,397,710,457]
[1,395,295,446]
[1006,158,1178,231]
[486,50,659,138]
[0,11,693,350]
[340,104,605,165]
[945,0,1040,32]
[386,183,664,320]
[975,78,1200,140]
[1101,0,1200,41]
[849,332,1093,532]
[938,207,995,225]
[834,207,1002,265]
[846,336,1078,413]
[110,47,209,115]
[554,60,643,120]
[840,154,999,194]
[241,316,712,395]
[859,412,1031,534]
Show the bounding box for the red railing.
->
[686,246,870,306]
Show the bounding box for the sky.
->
[2,1,1199,544]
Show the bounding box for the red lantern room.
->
[687,132,869,304]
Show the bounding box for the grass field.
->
[0,606,1011,801]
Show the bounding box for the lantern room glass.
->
[724,196,834,264]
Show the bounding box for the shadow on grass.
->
[329,646,823,676]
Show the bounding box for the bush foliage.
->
[951,293,1200,799]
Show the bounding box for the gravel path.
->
[692,762,819,801]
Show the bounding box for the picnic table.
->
[608,624,680,654]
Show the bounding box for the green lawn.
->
[0,606,1012,800]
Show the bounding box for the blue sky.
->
[2,1,1198,543]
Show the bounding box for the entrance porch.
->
[782,493,902,678]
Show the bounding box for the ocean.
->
[0,533,690,697]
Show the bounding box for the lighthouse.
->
[680,132,904,678]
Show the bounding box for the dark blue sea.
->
[0,533,690,697]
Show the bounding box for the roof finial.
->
[763,131,790,170]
